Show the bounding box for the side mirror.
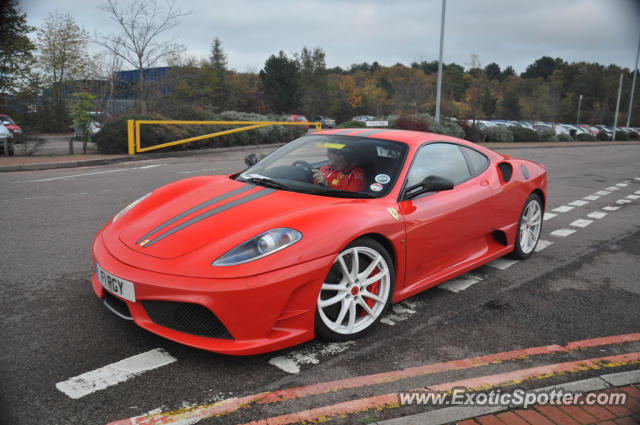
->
[244,153,259,167]
[404,175,454,200]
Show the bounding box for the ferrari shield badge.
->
[386,207,399,221]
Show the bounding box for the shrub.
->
[629,131,640,140]
[394,115,429,132]
[576,133,596,141]
[458,120,483,142]
[557,133,573,142]
[390,113,464,138]
[614,130,629,141]
[336,120,366,129]
[482,126,514,142]
[536,128,558,142]
[508,126,538,142]
[596,131,611,141]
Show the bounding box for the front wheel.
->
[511,193,543,259]
[315,238,394,341]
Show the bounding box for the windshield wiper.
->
[239,174,291,191]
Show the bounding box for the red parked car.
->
[0,114,23,136]
[91,129,546,355]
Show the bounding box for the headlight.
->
[212,228,302,266]
[112,192,152,223]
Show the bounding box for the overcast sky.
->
[18,0,640,74]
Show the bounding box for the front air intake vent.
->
[142,300,232,339]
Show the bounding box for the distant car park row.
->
[464,119,640,139]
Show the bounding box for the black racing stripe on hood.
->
[136,185,254,245]
[141,188,276,248]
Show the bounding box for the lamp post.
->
[434,0,446,124]
[577,94,583,125]
[613,74,624,141]
[626,33,640,128]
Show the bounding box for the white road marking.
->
[603,206,621,211]
[583,195,600,201]
[486,258,519,270]
[615,183,628,187]
[552,205,574,213]
[55,348,177,399]
[625,194,640,200]
[268,341,355,374]
[587,211,607,219]
[535,240,553,252]
[594,190,610,196]
[12,164,167,183]
[380,300,422,326]
[570,219,593,228]
[568,200,588,207]
[635,177,640,181]
[550,228,577,237]
[440,275,483,293]
[635,190,640,194]
[606,186,620,191]
[543,212,557,221]
[616,199,632,204]
[177,168,219,174]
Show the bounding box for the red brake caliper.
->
[359,267,380,316]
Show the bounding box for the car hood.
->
[106,175,341,260]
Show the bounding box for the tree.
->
[484,63,502,80]
[502,90,521,120]
[209,37,229,110]
[97,0,190,112]
[297,47,329,116]
[521,56,566,80]
[35,11,90,131]
[70,92,96,153]
[0,0,35,97]
[260,51,300,113]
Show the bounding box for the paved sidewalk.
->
[457,385,640,425]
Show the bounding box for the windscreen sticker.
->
[370,183,383,192]
[375,174,391,184]
[315,142,345,150]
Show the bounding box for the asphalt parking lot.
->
[1,143,639,424]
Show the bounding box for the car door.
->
[398,142,495,289]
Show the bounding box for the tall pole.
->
[434,0,446,124]
[626,33,640,128]
[577,94,583,125]
[613,74,624,141]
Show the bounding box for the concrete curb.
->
[0,142,285,172]
[375,369,640,425]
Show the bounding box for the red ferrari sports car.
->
[91,129,546,355]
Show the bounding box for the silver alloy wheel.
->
[519,199,542,254]
[317,246,391,335]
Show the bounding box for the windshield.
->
[237,134,408,198]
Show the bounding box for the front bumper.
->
[91,233,335,355]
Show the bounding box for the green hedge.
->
[93,111,306,154]
[508,126,538,142]
[536,128,558,142]
[576,133,596,141]
[482,126,514,142]
[557,133,573,142]
[336,120,366,129]
[596,131,611,141]
[614,130,629,141]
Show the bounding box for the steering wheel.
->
[291,160,314,181]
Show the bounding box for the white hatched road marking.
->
[268,342,356,374]
[583,195,600,201]
[552,205,574,213]
[616,199,632,204]
[543,212,557,221]
[55,348,176,399]
[615,183,628,187]
[568,200,588,207]
[439,274,483,293]
[587,211,608,219]
[535,240,553,252]
[606,186,620,191]
[550,228,577,237]
[626,194,640,200]
[571,219,593,228]
[636,190,640,194]
[603,206,621,211]
[486,257,519,270]
[594,190,610,196]
[635,177,640,181]
[12,164,167,183]
[380,300,423,326]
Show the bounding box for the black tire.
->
[315,237,395,341]
[511,193,543,259]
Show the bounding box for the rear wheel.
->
[511,193,543,259]
[315,238,394,341]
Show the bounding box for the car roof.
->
[314,128,478,150]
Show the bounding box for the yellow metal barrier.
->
[127,120,322,155]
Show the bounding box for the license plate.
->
[96,263,136,302]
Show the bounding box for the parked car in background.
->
[352,115,375,122]
[0,122,14,156]
[577,124,599,135]
[311,116,336,129]
[286,114,309,129]
[0,114,23,136]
